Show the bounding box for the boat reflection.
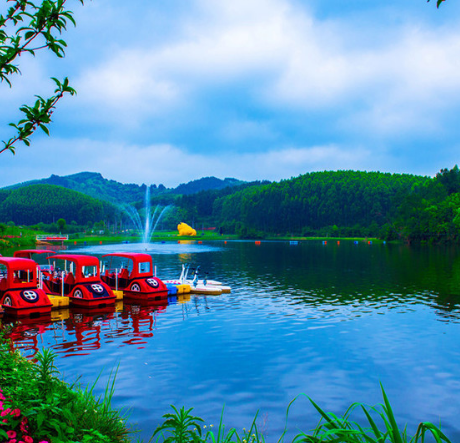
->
[117,299,167,347]
[5,315,52,359]
[3,293,195,358]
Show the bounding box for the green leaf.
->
[361,405,383,441]
[39,123,50,135]
[380,384,403,443]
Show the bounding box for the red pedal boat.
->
[0,257,52,317]
[43,254,116,308]
[14,249,54,260]
[101,253,168,301]
[14,249,55,275]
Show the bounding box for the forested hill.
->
[3,168,460,243]
[0,184,120,225]
[174,177,244,195]
[3,172,245,204]
[3,172,145,204]
[213,170,428,236]
[176,169,460,242]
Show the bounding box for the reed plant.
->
[150,406,265,443]
[278,385,451,443]
[151,385,452,443]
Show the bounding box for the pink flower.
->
[10,409,20,418]
[20,421,29,433]
[7,430,17,438]
[7,439,17,443]
[24,436,33,443]
[1,408,11,416]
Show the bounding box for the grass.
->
[0,224,389,248]
[266,235,385,244]
[0,225,37,249]
[0,327,133,442]
[65,231,236,245]
[65,233,386,246]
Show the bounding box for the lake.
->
[3,240,460,442]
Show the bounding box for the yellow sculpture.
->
[177,222,197,236]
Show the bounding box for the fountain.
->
[121,185,171,244]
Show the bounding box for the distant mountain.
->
[2,172,246,204]
[172,177,244,195]
[4,172,145,204]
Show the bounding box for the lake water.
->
[3,240,460,442]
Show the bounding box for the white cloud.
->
[236,145,375,181]
[73,0,460,140]
[220,120,278,143]
[2,0,460,187]
[0,137,379,188]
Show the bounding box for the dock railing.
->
[36,234,69,242]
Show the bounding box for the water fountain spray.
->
[121,185,171,244]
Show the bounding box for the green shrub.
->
[0,328,132,442]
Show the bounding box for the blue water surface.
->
[5,240,460,442]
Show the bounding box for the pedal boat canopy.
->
[13,249,54,259]
[45,254,116,307]
[101,252,168,299]
[14,249,55,273]
[0,257,52,316]
[48,254,102,282]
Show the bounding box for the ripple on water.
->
[3,241,460,442]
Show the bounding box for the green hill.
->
[215,170,428,234]
[175,170,450,240]
[3,172,245,204]
[0,184,120,225]
[3,168,460,244]
[172,177,244,195]
[3,172,145,204]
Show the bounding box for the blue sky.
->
[1,0,460,188]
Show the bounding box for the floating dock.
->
[48,295,70,309]
[175,283,191,294]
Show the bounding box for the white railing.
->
[36,234,69,241]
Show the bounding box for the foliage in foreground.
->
[0,0,83,155]
[151,387,452,443]
[0,328,132,442]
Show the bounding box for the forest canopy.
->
[2,168,460,244]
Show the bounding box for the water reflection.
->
[3,241,460,442]
[71,241,222,255]
[3,294,208,359]
[7,316,51,359]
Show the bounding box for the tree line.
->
[3,168,460,243]
[175,168,460,243]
